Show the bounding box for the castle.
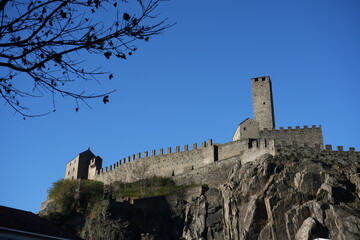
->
[64,76,358,184]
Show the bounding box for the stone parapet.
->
[90,139,214,183]
[260,125,323,147]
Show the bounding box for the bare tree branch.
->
[0,0,172,117]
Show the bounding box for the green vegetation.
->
[44,177,201,232]
[112,177,198,199]
[46,177,198,220]
[48,179,104,214]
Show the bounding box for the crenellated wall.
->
[275,143,360,163]
[67,134,357,186]
[88,137,279,184]
[217,140,248,161]
[90,139,216,184]
[241,139,276,164]
[260,125,323,147]
[173,139,276,186]
[321,145,360,163]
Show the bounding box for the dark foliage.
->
[48,179,104,214]
[112,176,197,199]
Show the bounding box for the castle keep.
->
[232,76,323,146]
[64,76,358,184]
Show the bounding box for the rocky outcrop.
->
[41,153,360,240]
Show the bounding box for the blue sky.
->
[1,0,359,213]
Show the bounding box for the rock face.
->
[42,154,360,240]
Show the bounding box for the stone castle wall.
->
[78,125,330,185]
[90,140,216,184]
[216,140,247,161]
[216,138,276,163]
[89,138,277,184]
[260,125,323,147]
[173,154,242,187]
[276,143,360,163]
[69,132,358,186]
[173,142,359,187]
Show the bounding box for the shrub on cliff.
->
[112,176,194,199]
[48,179,104,214]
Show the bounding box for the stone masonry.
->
[65,149,101,180]
[252,76,275,131]
[232,76,323,147]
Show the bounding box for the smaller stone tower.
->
[251,76,275,130]
[65,149,96,180]
[88,156,103,180]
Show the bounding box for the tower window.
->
[263,102,266,105]
[254,78,258,82]
[262,77,266,81]
[243,127,247,131]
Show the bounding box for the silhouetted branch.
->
[0,0,172,117]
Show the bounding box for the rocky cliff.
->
[41,153,360,240]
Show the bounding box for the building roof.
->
[0,205,83,240]
[237,117,257,126]
[66,149,95,164]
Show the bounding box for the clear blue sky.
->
[1,0,359,213]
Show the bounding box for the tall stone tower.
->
[251,76,275,130]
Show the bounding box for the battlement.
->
[252,76,271,83]
[275,142,360,163]
[212,138,276,165]
[68,135,358,186]
[325,145,357,152]
[97,139,214,175]
[260,125,323,148]
[262,125,321,132]
[89,137,281,184]
[240,139,276,164]
[323,145,360,159]
[249,138,275,148]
